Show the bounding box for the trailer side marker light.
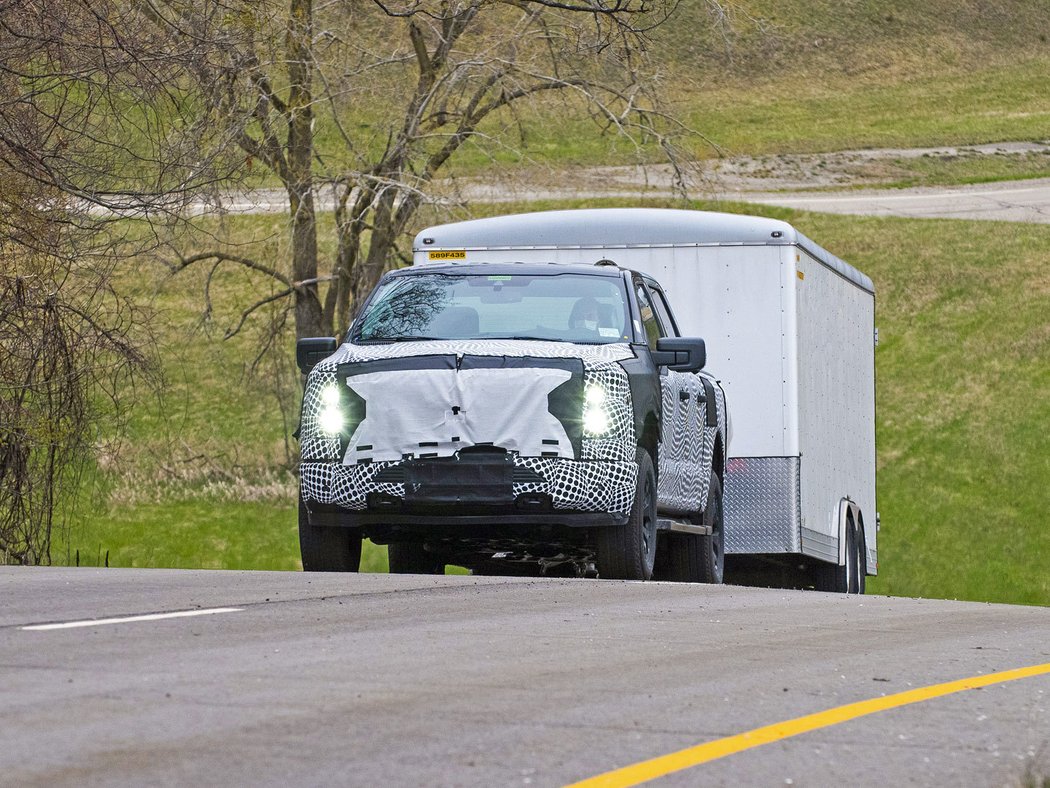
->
[565,661,1050,788]
[797,271,805,280]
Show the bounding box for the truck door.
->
[634,278,701,514]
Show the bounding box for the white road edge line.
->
[20,607,245,631]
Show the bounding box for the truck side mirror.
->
[296,337,338,375]
[652,337,706,373]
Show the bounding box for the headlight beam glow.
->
[317,383,346,435]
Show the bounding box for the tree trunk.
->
[286,0,326,339]
[348,189,399,320]
[289,186,325,339]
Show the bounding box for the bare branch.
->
[169,252,296,291]
[224,287,295,340]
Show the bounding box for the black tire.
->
[597,448,658,580]
[698,473,726,583]
[853,524,867,595]
[661,472,724,584]
[817,519,860,593]
[299,497,362,572]
[388,542,445,574]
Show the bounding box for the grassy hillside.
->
[54,200,1050,605]
[448,0,1050,169]
[293,1,1050,182]
[651,0,1050,157]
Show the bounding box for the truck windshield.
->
[353,272,631,344]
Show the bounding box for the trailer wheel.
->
[662,471,724,584]
[388,542,445,575]
[817,519,861,593]
[299,497,362,572]
[597,448,657,580]
[853,524,867,595]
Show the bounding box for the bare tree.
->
[0,0,698,560]
[163,0,689,339]
[0,0,160,562]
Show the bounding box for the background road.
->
[194,176,1050,224]
[724,178,1050,223]
[3,567,1048,786]
[188,142,1050,224]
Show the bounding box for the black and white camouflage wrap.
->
[655,371,728,516]
[300,340,637,515]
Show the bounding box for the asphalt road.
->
[3,567,1048,787]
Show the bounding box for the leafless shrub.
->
[0,0,161,563]
[0,256,150,564]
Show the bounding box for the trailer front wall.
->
[410,235,876,569]
[555,245,808,557]
[413,244,797,458]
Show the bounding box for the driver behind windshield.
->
[568,296,601,335]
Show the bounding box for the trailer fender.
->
[836,498,862,566]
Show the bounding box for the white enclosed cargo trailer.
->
[412,208,877,587]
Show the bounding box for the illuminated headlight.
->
[583,383,611,436]
[317,384,345,435]
[584,384,607,406]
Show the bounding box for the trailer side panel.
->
[794,248,877,571]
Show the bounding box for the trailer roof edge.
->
[413,208,874,295]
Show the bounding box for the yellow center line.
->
[566,661,1050,788]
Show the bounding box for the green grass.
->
[316,55,1050,177]
[52,199,1050,606]
[684,56,1050,158]
[245,2,1050,183]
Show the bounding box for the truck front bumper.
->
[303,504,629,530]
[300,454,636,519]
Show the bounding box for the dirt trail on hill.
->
[193,141,1050,223]
[438,141,1050,223]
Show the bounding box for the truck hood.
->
[305,339,634,464]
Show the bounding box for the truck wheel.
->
[662,471,724,584]
[697,472,725,583]
[597,448,657,581]
[299,497,362,572]
[388,542,445,574]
